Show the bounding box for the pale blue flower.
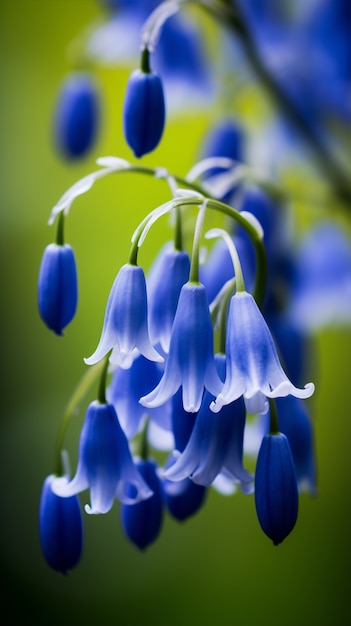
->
[85,263,163,367]
[211,291,314,415]
[52,401,153,514]
[140,282,222,412]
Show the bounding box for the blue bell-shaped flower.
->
[38,243,78,335]
[85,263,163,368]
[163,464,207,522]
[107,354,171,439]
[140,282,222,412]
[39,474,83,574]
[147,242,190,354]
[53,72,100,159]
[255,433,298,545]
[123,67,165,158]
[52,401,153,514]
[211,291,314,415]
[121,459,164,550]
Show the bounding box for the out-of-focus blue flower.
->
[38,243,78,335]
[163,473,207,522]
[39,474,83,574]
[52,401,153,514]
[123,69,165,158]
[140,282,222,412]
[107,354,171,439]
[255,432,298,545]
[121,459,164,550]
[164,354,253,490]
[276,396,317,495]
[147,242,190,354]
[85,263,163,367]
[53,73,100,159]
[211,291,314,415]
[288,222,351,330]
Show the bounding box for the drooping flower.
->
[162,471,207,522]
[38,243,78,335]
[107,354,171,440]
[147,242,190,354]
[254,432,299,545]
[140,282,222,412]
[120,459,164,550]
[123,68,165,158]
[276,396,317,495]
[211,291,314,415]
[39,474,83,574]
[53,72,100,159]
[164,354,253,490]
[52,401,153,514]
[288,222,351,330]
[85,263,163,368]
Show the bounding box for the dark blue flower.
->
[53,73,100,159]
[254,432,298,545]
[123,68,165,158]
[121,459,164,550]
[52,401,153,514]
[164,355,252,490]
[38,243,78,335]
[163,472,207,522]
[85,263,163,367]
[140,282,222,412]
[39,474,83,574]
[147,242,190,354]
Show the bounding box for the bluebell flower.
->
[85,263,163,367]
[140,282,222,412]
[38,243,78,335]
[267,313,309,387]
[164,355,253,490]
[52,401,153,514]
[123,68,165,158]
[39,474,83,574]
[107,354,171,439]
[289,222,351,330]
[276,396,317,495]
[121,459,164,550]
[254,432,298,545]
[53,73,100,159]
[211,291,314,415]
[147,242,190,354]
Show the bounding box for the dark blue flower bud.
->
[163,472,207,522]
[255,433,298,545]
[39,475,83,574]
[123,69,165,158]
[54,73,100,159]
[121,460,163,550]
[38,243,78,335]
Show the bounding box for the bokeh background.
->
[1,1,351,625]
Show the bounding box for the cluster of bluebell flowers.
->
[38,0,351,573]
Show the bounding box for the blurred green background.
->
[1,1,351,625]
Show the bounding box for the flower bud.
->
[38,243,78,335]
[39,475,83,574]
[54,73,100,159]
[255,433,298,545]
[123,69,165,158]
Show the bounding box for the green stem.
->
[55,211,65,246]
[189,201,207,283]
[53,360,105,476]
[268,398,279,435]
[174,204,183,251]
[140,47,151,73]
[97,353,111,405]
